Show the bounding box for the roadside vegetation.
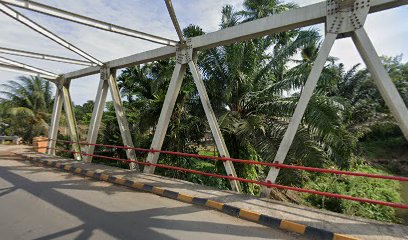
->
[1,0,407,223]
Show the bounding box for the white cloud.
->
[0,0,407,105]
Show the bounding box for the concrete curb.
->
[20,154,359,240]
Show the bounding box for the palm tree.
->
[239,0,297,21]
[198,3,353,191]
[0,76,53,142]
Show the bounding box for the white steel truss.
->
[0,3,103,65]
[263,0,408,195]
[0,63,57,80]
[143,0,241,191]
[0,0,406,194]
[0,56,59,79]
[0,0,178,46]
[0,47,96,66]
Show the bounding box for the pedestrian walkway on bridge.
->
[1,145,407,240]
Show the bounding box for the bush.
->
[304,159,401,222]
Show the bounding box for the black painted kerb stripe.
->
[19,154,354,240]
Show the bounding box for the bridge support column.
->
[61,79,82,160]
[47,79,63,155]
[83,69,109,163]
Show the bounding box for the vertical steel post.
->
[144,63,187,173]
[61,79,82,160]
[107,68,139,171]
[83,68,110,162]
[352,28,408,141]
[47,81,63,155]
[263,33,337,193]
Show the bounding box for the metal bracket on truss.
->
[326,0,370,35]
[99,66,109,81]
[176,38,193,64]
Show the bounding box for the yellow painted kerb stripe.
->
[177,194,193,203]
[206,200,224,210]
[100,174,110,181]
[86,171,95,177]
[333,234,360,240]
[239,209,260,222]
[132,182,144,189]
[152,187,165,195]
[280,220,306,234]
[114,178,126,185]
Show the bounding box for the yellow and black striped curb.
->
[20,155,359,240]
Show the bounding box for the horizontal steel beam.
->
[0,56,59,77]
[0,0,178,46]
[0,3,103,66]
[192,0,407,50]
[0,63,57,80]
[63,0,407,80]
[0,47,96,66]
[64,45,176,79]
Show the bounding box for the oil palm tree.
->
[198,3,351,190]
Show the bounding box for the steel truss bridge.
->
[0,0,407,221]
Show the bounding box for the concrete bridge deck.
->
[1,145,407,240]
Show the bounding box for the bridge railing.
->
[0,135,21,144]
[41,138,408,210]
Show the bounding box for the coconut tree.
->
[0,76,53,142]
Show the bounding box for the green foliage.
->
[48,0,407,224]
[74,100,94,125]
[0,76,53,142]
[304,160,401,222]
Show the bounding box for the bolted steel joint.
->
[326,0,370,34]
[100,66,109,81]
[175,38,194,64]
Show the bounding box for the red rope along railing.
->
[49,147,408,209]
[50,139,408,182]
[45,139,408,209]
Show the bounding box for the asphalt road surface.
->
[0,152,306,239]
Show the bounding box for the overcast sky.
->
[0,0,407,104]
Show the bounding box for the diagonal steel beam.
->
[188,61,241,192]
[0,0,178,46]
[106,68,140,171]
[47,84,63,155]
[352,28,408,140]
[263,33,338,190]
[0,47,96,66]
[61,80,82,161]
[0,56,59,78]
[0,3,103,66]
[83,70,110,163]
[144,63,187,174]
[164,0,184,42]
[0,63,57,80]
